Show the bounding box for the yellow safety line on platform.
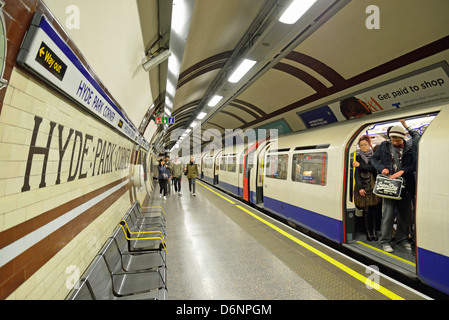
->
[356,241,416,266]
[197,181,235,204]
[197,182,404,300]
[236,205,404,300]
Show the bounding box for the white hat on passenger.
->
[389,125,407,139]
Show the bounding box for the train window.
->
[265,154,289,180]
[204,157,213,169]
[227,156,236,172]
[220,156,226,171]
[291,153,327,186]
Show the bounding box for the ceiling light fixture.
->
[228,59,257,83]
[164,108,172,116]
[197,112,207,120]
[279,0,317,24]
[208,95,223,107]
[190,122,198,128]
[142,48,171,72]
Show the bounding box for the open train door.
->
[243,139,268,202]
[255,140,271,205]
[236,147,246,197]
[213,150,222,185]
[343,114,436,276]
[242,147,253,202]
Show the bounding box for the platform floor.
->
[144,179,430,300]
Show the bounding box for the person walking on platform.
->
[157,159,169,200]
[185,156,199,196]
[164,155,174,196]
[172,155,184,195]
[370,125,415,253]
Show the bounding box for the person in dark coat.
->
[353,135,381,241]
[157,159,168,200]
[370,125,416,253]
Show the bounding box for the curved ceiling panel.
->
[44,0,449,154]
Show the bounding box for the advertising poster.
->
[299,65,449,128]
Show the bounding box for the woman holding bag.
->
[353,135,381,241]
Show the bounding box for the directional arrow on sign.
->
[39,46,45,57]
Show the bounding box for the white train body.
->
[196,100,449,295]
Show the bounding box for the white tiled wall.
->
[1,67,150,299]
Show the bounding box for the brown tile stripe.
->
[0,177,131,300]
[0,177,128,250]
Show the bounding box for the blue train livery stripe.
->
[218,180,240,196]
[211,179,343,243]
[264,196,343,243]
[417,247,449,295]
[202,175,214,185]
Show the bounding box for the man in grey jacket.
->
[370,125,415,253]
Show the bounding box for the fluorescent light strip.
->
[165,108,172,116]
[208,95,223,107]
[197,112,207,120]
[228,59,257,83]
[279,0,317,24]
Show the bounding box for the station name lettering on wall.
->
[21,116,132,192]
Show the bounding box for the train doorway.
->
[343,114,436,276]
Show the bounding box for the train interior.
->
[344,113,437,277]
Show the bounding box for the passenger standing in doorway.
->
[158,159,168,200]
[400,119,421,253]
[172,155,184,195]
[353,135,381,241]
[370,125,415,253]
[400,119,421,169]
[186,156,199,196]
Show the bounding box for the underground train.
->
[197,100,449,296]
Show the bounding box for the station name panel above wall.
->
[17,12,149,150]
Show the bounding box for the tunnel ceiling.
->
[43,0,449,153]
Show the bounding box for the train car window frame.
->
[291,152,328,186]
[227,155,237,172]
[265,153,289,180]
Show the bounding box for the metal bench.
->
[66,201,169,300]
[119,219,167,254]
[70,255,166,300]
[134,200,166,227]
[108,226,167,274]
[67,239,167,300]
[100,238,167,293]
[124,209,166,237]
[66,278,95,300]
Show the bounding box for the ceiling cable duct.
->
[196,0,348,129]
[142,47,172,72]
[178,0,280,138]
